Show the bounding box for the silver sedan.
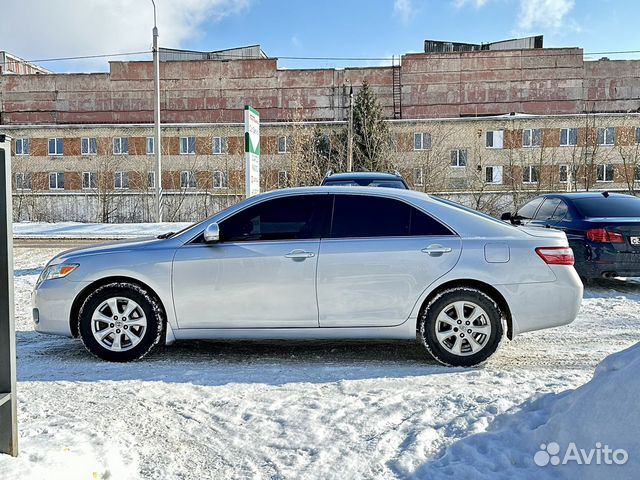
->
[32,187,583,366]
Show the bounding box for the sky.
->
[0,0,637,72]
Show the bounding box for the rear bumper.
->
[575,257,640,278]
[496,266,583,336]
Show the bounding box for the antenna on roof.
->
[602,191,610,198]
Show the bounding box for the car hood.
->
[51,237,162,264]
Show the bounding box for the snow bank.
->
[417,341,640,479]
[13,222,192,239]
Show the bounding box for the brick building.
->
[1,39,640,221]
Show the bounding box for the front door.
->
[172,194,330,329]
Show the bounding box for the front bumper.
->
[32,279,90,337]
[497,265,583,336]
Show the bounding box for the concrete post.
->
[0,134,18,457]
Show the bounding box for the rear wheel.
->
[78,283,164,362]
[420,287,503,367]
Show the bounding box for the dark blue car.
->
[502,192,640,279]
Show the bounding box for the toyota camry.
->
[32,187,583,366]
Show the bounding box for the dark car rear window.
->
[573,196,640,217]
[323,179,407,189]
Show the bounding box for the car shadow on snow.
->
[16,331,469,386]
[583,277,640,299]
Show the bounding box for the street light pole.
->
[347,84,354,172]
[151,0,162,222]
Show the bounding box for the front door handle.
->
[421,244,452,256]
[285,249,315,260]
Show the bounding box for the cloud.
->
[0,0,252,71]
[393,0,413,24]
[453,0,489,7]
[517,0,575,30]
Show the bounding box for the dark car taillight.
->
[586,228,625,243]
[536,247,575,266]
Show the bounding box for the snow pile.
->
[13,222,192,239]
[417,341,640,479]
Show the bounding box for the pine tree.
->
[352,80,392,171]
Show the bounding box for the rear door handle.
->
[285,249,315,259]
[421,244,452,256]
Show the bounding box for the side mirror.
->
[203,223,220,243]
[500,212,512,221]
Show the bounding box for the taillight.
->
[586,228,625,243]
[535,246,575,266]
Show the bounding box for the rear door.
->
[317,194,462,327]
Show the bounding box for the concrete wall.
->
[2,48,640,125]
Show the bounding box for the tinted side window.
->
[410,208,453,236]
[551,201,570,221]
[535,198,561,220]
[517,197,544,220]
[220,195,327,242]
[330,195,452,238]
[331,195,410,238]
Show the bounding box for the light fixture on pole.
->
[151,0,162,222]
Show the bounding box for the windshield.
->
[323,179,407,189]
[573,196,640,218]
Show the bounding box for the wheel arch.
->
[417,279,514,340]
[69,276,167,338]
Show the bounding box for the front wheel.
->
[78,283,164,362]
[420,287,504,367]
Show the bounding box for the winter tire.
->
[420,287,503,367]
[78,283,163,362]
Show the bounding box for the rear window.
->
[573,196,640,218]
[323,179,407,189]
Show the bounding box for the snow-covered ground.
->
[13,222,192,239]
[1,246,640,479]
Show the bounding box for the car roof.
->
[540,192,633,200]
[324,172,403,181]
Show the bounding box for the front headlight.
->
[36,263,79,287]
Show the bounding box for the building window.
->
[180,171,196,189]
[213,170,228,189]
[414,133,432,151]
[450,149,468,168]
[48,138,64,156]
[180,136,196,155]
[485,166,503,184]
[113,137,128,155]
[49,172,64,190]
[485,130,504,149]
[81,137,97,155]
[635,165,640,182]
[114,171,129,189]
[147,171,156,189]
[596,164,614,182]
[636,127,640,145]
[559,164,579,183]
[523,165,539,184]
[213,137,227,154]
[15,173,32,190]
[277,170,289,188]
[522,129,541,148]
[146,137,155,155]
[413,167,424,187]
[597,127,615,146]
[560,128,578,146]
[82,172,97,189]
[278,136,290,154]
[15,138,29,156]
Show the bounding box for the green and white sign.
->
[244,105,260,197]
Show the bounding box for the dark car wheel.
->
[420,287,504,367]
[78,283,164,362]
